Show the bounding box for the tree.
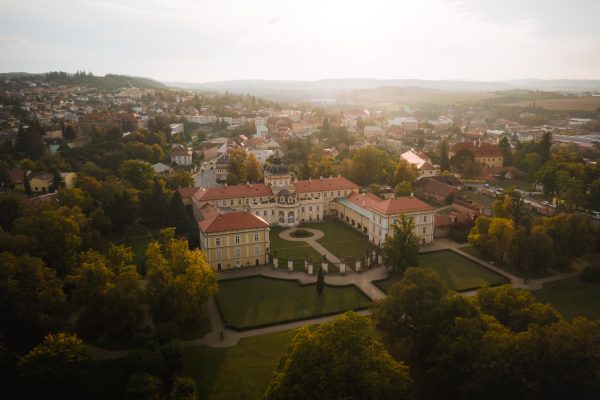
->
[351,146,394,186]
[227,148,247,183]
[170,376,196,400]
[119,159,155,190]
[438,140,450,171]
[556,170,585,212]
[382,215,419,273]
[13,206,87,275]
[243,153,262,182]
[125,372,161,400]
[0,253,68,347]
[368,183,381,196]
[141,178,170,228]
[450,149,481,178]
[63,125,77,142]
[166,190,194,238]
[498,137,513,166]
[475,285,560,332]
[265,312,413,400]
[146,231,218,326]
[394,158,419,184]
[394,181,412,197]
[17,333,92,399]
[167,170,193,190]
[468,217,514,262]
[15,124,45,159]
[316,266,324,294]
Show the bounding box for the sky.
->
[1,0,599,83]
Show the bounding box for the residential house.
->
[29,172,53,193]
[400,149,440,179]
[170,145,193,166]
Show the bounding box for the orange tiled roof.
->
[197,183,273,201]
[294,176,358,193]
[450,142,502,158]
[199,211,269,233]
[178,187,202,199]
[371,197,434,214]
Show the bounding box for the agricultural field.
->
[507,96,600,111]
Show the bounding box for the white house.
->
[400,149,440,179]
[255,124,269,137]
[170,123,184,136]
[170,145,193,166]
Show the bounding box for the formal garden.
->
[269,226,335,272]
[215,276,371,329]
[305,219,377,260]
[374,250,508,293]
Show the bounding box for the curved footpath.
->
[83,231,579,360]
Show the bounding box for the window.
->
[215,237,221,246]
[330,192,333,197]
[263,210,267,216]
[309,206,313,211]
[254,233,259,242]
[302,207,305,212]
[235,235,240,244]
[255,211,259,216]
[422,227,427,235]
[254,246,259,256]
[216,250,222,260]
[236,259,241,267]
[238,199,241,205]
[230,200,234,206]
[236,247,241,257]
[317,206,320,211]
[338,191,341,196]
[423,215,427,223]
[271,210,275,216]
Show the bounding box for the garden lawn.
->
[304,219,376,260]
[534,278,600,320]
[269,226,336,272]
[183,330,295,400]
[216,276,371,329]
[375,250,508,293]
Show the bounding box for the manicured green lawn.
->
[459,245,552,279]
[269,226,336,272]
[183,330,295,400]
[216,276,371,329]
[304,219,376,260]
[534,278,600,320]
[375,250,508,293]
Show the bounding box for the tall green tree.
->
[265,312,413,400]
[438,140,450,171]
[382,215,419,273]
[498,137,513,166]
[17,333,92,399]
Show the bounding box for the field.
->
[269,226,333,271]
[215,276,371,329]
[375,250,508,293]
[183,330,296,400]
[534,278,600,320]
[507,96,600,111]
[305,219,377,260]
[336,87,498,107]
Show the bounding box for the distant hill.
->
[0,71,166,90]
[167,78,600,102]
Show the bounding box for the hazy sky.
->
[1,0,599,82]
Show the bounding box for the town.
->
[1,70,599,399]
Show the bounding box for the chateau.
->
[182,163,435,270]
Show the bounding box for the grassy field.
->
[375,250,508,293]
[459,245,552,279]
[216,276,371,329]
[534,278,600,320]
[304,219,376,260]
[507,96,600,111]
[461,190,495,209]
[183,330,296,400]
[269,226,334,271]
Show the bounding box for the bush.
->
[290,229,313,238]
[580,266,600,283]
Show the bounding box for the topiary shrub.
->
[579,266,600,283]
[290,229,313,238]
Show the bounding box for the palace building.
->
[185,162,436,270]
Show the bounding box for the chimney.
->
[362,201,366,207]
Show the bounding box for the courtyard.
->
[374,250,509,293]
[215,276,371,330]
